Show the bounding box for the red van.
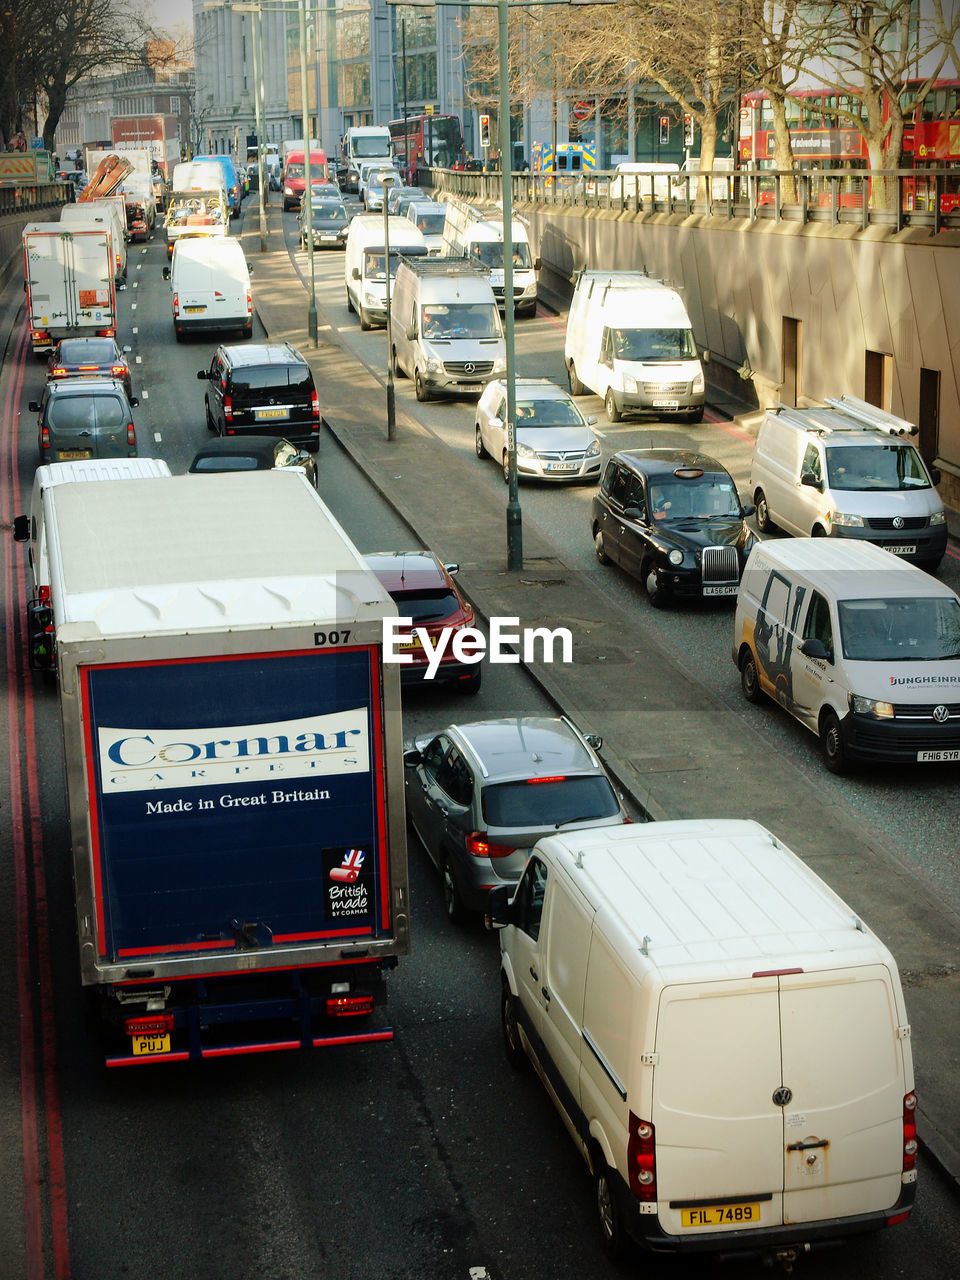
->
[281,149,329,211]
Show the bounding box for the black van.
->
[198,343,320,451]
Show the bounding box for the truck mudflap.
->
[97,960,395,1066]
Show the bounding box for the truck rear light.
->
[311,389,319,419]
[40,426,50,451]
[466,832,516,859]
[902,1091,918,1172]
[126,422,136,446]
[99,327,116,338]
[124,1013,174,1036]
[326,993,374,1018]
[224,394,232,422]
[627,1113,657,1201]
[32,330,50,345]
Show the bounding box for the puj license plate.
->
[131,1032,171,1056]
[886,544,917,556]
[681,1203,760,1228]
[918,749,960,762]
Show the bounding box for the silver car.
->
[475,377,601,483]
[403,716,625,923]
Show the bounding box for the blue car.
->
[193,154,243,219]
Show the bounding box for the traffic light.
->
[479,114,491,149]
[683,114,694,147]
[659,115,670,145]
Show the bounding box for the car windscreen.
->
[472,241,531,270]
[365,249,426,280]
[612,327,698,361]
[230,365,313,395]
[825,444,931,491]
[647,475,741,518]
[391,587,461,624]
[48,394,125,429]
[482,775,619,828]
[415,211,446,234]
[838,596,960,661]
[421,303,501,339]
[514,397,584,427]
[286,164,304,180]
[353,139,391,158]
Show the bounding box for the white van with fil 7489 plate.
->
[488,818,918,1267]
[734,537,960,773]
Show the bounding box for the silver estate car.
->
[475,377,601,483]
[403,716,626,923]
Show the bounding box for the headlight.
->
[622,376,638,394]
[585,439,600,458]
[930,510,946,525]
[425,356,443,374]
[516,441,535,458]
[830,511,864,528]
[849,694,894,718]
[363,291,380,305]
[492,357,506,373]
[668,549,684,566]
[692,370,705,393]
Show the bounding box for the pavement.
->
[241,193,960,1193]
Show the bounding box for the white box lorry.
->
[60,199,128,283]
[22,222,118,356]
[441,198,539,317]
[489,818,918,1266]
[23,470,410,1066]
[164,160,229,258]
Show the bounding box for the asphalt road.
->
[1,205,958,1279]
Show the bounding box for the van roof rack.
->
[773,396,917,438]
[395,254,486,277]
[823,394,917,437]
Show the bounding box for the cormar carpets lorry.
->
[22,222,117,355]
[35,470,409,1065]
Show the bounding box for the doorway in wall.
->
[918,367,940,464]
[864,349,893,411]
[782,317,801,407]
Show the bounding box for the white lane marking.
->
[153,432,162,442]
[135,356,142,364]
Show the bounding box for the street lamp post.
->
[297,0,318,345]
[381,173,397,440]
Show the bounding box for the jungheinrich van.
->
[441,201,539,317]
[162,236,253,340]
[390,256,505,401]
[564,270,705,424]
[488,818,918,1266]
[749,396,947,573]
[734,537,960,773]
[60,201,128,282]
[344,214,427,330]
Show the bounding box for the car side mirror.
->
[741,502,756,518]
[161,266,170,280]
[533,257,541,271]
[929,466,941,485]
[406,325,417,341]
[799,637,832,662]
[197,370,208,380]
[485,884,514,931]
[28,400,40,412]
[583,732,603,751]
[622,504,644,521]
[443,563,460,576]
[13,514,28,542]
[586,416,597,426]
[128,396,139,408]
[800,472,822,489]
[352,266,360,280]
[491,415,503,430]
[402,748,423,768]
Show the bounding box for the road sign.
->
[572,101,593,122]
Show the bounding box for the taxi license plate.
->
[702,584,738,596]
[185,305,206,314]
[257,408,286,419]
[131,1032,171,1056]
[547,462,579,472]
[681,1203,760,1228]
[653,399,679,408]
[886,544,916,556]
[59,449,91,460]
[918,749,960,762]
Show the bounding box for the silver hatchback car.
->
[475,377,601,484]
[403,716,626,923]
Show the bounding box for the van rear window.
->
[482,775,618,828]
[839,596,960,661]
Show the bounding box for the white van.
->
[441,200,539,316]
[406,200,447,255]
[390,256,505,401]
[162,236,253,340]
[564,270,705,423]
[60,201,127,282]
[734,537,960,773]
[608,162,679,203]
[344,214,427,330]
[749,396,947,573]
[489,818,918,1266]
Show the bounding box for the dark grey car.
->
[403,717,625,923]
[31,377,139,463]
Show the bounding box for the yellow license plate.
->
[399,640,421,651]
[681,1203,760,1228]
[58,449,91,460]
[185,305,206,313]
[131,1032,172,1056]
[257,408,286,419]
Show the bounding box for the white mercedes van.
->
[390,255,505,401]
[734,538,960,772]
[162,236,253,340]
[564,270,705,424]
[488,818,917,1266]
[440,201,539,316]
[344,214,427,329]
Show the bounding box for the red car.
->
[365,551,481,694]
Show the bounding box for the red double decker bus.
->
[387,113,464,183]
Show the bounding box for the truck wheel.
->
[174,326,183,343]
[475,425,486,458]
[242,322,253,339]
[754,489,776,533]
[442,858,468,924]
[820,709,847,775]
[501,982,527,1070]
[594,1157,627,1261]
[605,388,623,423]
[739,648,763,704]
[415,370,431,403]
[568,360,584,396]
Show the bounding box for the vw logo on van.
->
[892,515,904,529]
[933,705,949,723]
[772,1086,793,1107]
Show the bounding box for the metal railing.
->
[428,167,960,236]
[0,182,74,217]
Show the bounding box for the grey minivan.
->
[31,378,139,462]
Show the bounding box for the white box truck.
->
[564,269,705,423]
[339,125,393,192]
[59,200,128,283]
[441,198,539,317]
[22,222,118,356]
[489,818,918,1267]
[19,470,410,1066]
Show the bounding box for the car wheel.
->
[754,488,776,533]
[442,858,468,924]
[568,360,584,396]
[594,525,610,565]
[501,982,527,1070]
[359,306,372,332]
[415,370,431,403]
[820,709,847,775]
[605,388,622,423]
[475,425,486,458]
[205,405,217,434]
[739,648,763,704]
[811,524,827,537]
[501,451,513,485]
[642,560,664,607]
[594,1157,627,1262]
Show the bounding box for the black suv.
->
[198,343,320,451]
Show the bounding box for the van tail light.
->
[124,1012,174,1037]
[40,425,50,452]
[224,394,233,423]
[902,1092,918,1173]
[246,291,253,316]
[126,422,136,446]
[311,389,320,420]
[466,832,516,859]
[173,292,180,317]
[628,1113,657,1202]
